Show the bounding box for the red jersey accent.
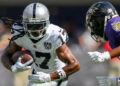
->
[103,41,120,62]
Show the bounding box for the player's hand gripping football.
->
[28,72,51,83]
[88,51,111,63]
[11,56,33,73]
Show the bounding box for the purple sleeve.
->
[106,21,120,49]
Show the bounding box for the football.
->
[11,50,33,64]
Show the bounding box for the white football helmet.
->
[22,2,50,40]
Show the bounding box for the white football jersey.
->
[12,24,68,73]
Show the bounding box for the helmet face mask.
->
[22,3,50,40]
[23,21,48,40]
[87,15,105,42]
[86,1,119,42]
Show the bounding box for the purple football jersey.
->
[106,16,120,49]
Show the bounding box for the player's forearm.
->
[50,60,80,80]
[53,44,80,81]
[63,61,80,76]
[109,46,120,58]
[63,60,80,75]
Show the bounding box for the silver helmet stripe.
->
[33,3,37,18]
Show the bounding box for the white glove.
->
[88,51,110,63]
[11,56,33,73]
[29,72,51,83]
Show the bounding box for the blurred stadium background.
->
[0,0,120,86]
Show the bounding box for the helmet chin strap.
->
[30,34,43,40]
[29,29,46,40]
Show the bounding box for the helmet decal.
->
[87,7,98,22]
[33,3,37,18]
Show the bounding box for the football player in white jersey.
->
[1,2,80,86]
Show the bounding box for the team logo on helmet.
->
[87,7,98,22]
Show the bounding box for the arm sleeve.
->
[11,24,24,37]
[10,24,24,47]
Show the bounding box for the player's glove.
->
[28,72,51,83]
[11,56,33,74]
[88,51,110,63]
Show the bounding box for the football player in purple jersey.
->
[86,1,120,63]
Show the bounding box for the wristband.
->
[57,69,66,79]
